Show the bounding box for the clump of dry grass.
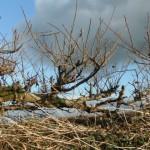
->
[0,117,101,150]
[0,107,149,150]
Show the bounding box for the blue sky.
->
[0,0,149,45]
[0,0,35,35]
[0,0,149,97]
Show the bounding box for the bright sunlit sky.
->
[0,0,150,97]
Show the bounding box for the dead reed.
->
[0,107,149,150]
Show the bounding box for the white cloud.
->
[25,0,150,64]
[34,0,150,35]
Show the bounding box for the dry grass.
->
[0,107,149,150]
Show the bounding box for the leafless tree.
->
[84,61,130,100]
[26,20,119,99]
[0,29,23,76]
[103,15,150,101]
[0,29,23,103]
[20,2,121,100]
